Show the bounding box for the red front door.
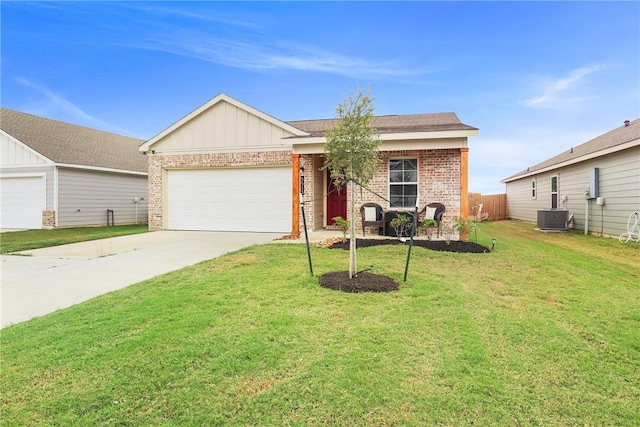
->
[326,172,347,225]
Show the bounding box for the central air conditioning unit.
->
[537,209,569,231]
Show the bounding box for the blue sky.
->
[2,1,638,194]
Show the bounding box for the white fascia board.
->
[0,171,47,179]
[501,138,640,183]
[148,144,293,155]
[56,163,148,176]
[0,163,53,171]
[292,136,469,155]
[379,129,479,141]
[293,143,327,155]
[379,139,468,151]
[140,93,309,152]
[288,128,478,146]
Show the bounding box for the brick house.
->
[139,93,478,236]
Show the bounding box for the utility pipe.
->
[585,199,589,235]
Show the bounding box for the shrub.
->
[390,214,411,239]
[332,216,350,242]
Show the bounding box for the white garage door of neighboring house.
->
[167,167,292,233]
[0,176,45,229]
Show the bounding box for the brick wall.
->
[42,210,56,229]
[147,148,462,234]
[147,151,292,230]
[350,149,462,234]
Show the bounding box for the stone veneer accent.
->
[147,151,292,230]
[42,210,56,229]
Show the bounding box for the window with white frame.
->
[551,176,558,208]
[531,179,537,199]
[389,158,418,208]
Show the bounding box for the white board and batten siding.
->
[57,168,148,227]
[1,130,49,167]
[506,146,640,237]
[166,167,291,233]
[151,99,297,153]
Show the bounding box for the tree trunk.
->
[349,178,357,278]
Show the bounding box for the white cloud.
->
[126,31,425,79]
[15,77,129,134]
[125,4,264,31]
[523,65,605,109]
[23,2,438,81]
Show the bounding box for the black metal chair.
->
[419,203,445,237]
[360,203,385,236]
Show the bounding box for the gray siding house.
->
[502,119,640,238]
[1,108,148,229]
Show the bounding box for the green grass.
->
[0,224,149,254]
[1,221,639,425]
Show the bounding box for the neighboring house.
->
[139,93,478,236]
[0,108,148,229]
[502,118,640,237]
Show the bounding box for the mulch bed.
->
[318,238,490,293]
[327,238,491,253]
[319,271,400,293]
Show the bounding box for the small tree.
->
[390,214,411,239]
[455,217,478,243]
[323,88,380,278]
[332,216,350,243]
[418,218,437,240]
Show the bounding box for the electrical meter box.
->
[588,168,599,199]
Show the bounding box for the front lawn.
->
[1,221,638,425]
[0,224,149,254]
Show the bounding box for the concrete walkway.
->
[1,231,281,328]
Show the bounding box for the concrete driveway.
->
[1,231,280,328]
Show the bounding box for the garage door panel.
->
[0,176,44,229]
[167,168,291,232]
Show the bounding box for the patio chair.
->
[360,203,385,236]
[418,202,445,237]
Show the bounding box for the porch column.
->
[291,154,301,238]
[460,147,469,240]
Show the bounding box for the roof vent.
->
[624,120,630,127]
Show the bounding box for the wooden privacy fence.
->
[468,193,507,221]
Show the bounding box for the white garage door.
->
[167,167,291,232]
[0,176,45,229]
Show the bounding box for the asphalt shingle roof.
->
[286,112,477,137]
[1,108,147,173]
[503,118,640,182]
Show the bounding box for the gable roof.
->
[502,118,640,183]
[287,112,478,137]
[140,93,308,151]
[1,108,147,173]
